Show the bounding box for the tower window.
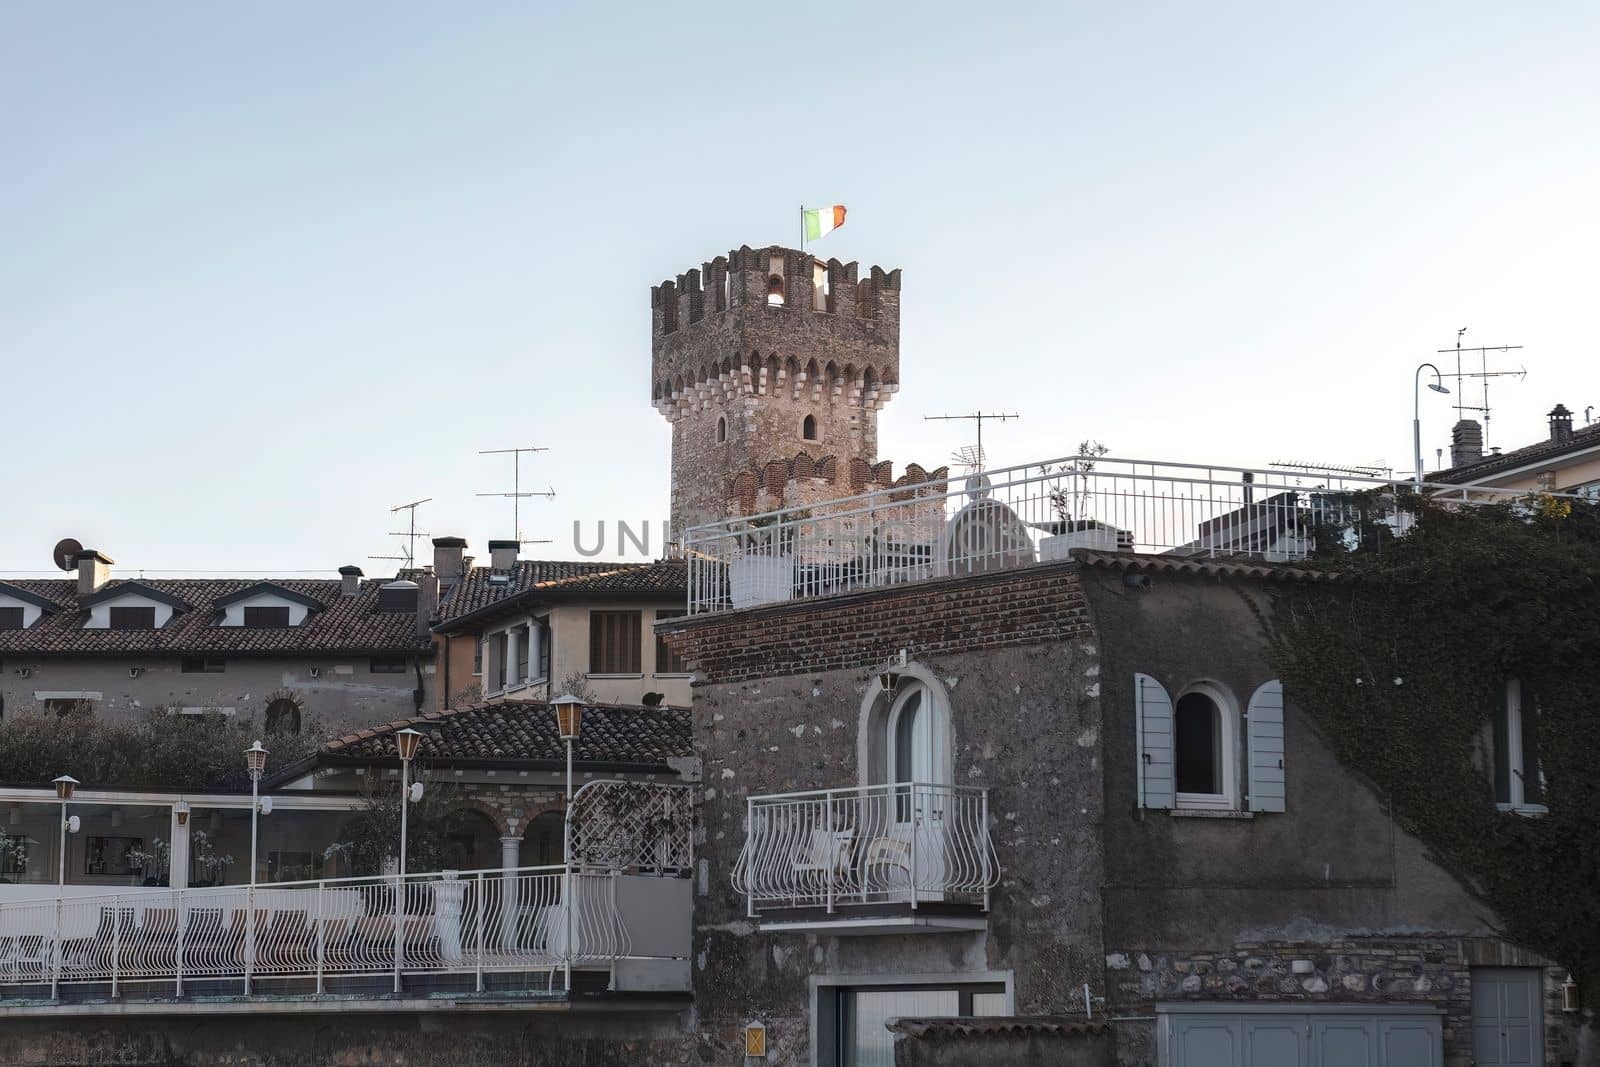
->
[802,414,817,441]
[766,255,785,306]
[716,415,728,443]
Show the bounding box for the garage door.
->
[1166,1010,1442,1067]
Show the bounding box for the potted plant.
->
[188,830,233,887]
[1038,442,1126,559]
[729,512,799,609]
[126,837,171,887]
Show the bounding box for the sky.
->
[3,2,1598,576]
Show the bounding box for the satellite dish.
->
[52,538,83,572]
[409,781,425,803]
[964,473,993,501]
[66,815,81,834]
[257,797,273,816]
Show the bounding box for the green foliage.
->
[1264,496,1600,1003]
[0,708,321,792]
[322,772,466,877]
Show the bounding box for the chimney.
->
[416,570,439,638]
[488,539,519,573]
[432,536,467,588]
[1548,404,1574,443]
[339,565,363,597]
[1450,419,1484,467]
[76,550,113,597]
[376,579,419,613]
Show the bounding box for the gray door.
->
[1473,968,1543,1067]
[1169,1012,1440,1067]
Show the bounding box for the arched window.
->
[264,698,301,736]
[1172,683,1238,809]
[802,414,817,440]
[716,415,727,444]
[524,810,565,866]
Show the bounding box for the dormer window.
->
[214,583,321,628]
[108,606,157,630]
[243,606,291,627]
[0,608,23,630]
[0,583,59,630]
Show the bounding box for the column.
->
[503,628,519,690]
[168,806,191,890]
[498,835,521,949]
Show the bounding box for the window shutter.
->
[1247,680,1287,813]
[1135,673,1175,810]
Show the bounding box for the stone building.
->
[0,547,434,735]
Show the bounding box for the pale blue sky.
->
[3,3,1598,574]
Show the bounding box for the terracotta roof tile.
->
[1430,421,1600,484]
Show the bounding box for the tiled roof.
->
[887,1017,1112,1039]
[1070,549,1338,582]
[1430,422,1600,484]
[320,699,692,767]
[434,559,687,632]
[434,560,622,622]
[0,578,432,656]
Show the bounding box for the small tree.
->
[556,671,598,704]
[322,771,462,877]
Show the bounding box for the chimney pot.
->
[432,536,467,588]
[1450,419,1484,468]
[338,565,363,597]
[1548,404,1574,443]
[487,540,519,573]
[76,550,114,597]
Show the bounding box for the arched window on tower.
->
[802,414,817,441]
[716,415,728,444]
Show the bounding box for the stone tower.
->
[652,244,904,536]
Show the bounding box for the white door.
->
[887,687,946,897]
[1473,968,1543,1067]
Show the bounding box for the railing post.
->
[314,880,326,996]
[980,789,991,913]
[824,792,835,915]
[392,873,403,994]
[908,785,919,911]
[474,872,485,994]
[174,888,185,998]
[111,900,121,999]
[745,797,756,920]
[244,881,255,996]
[50,896,61,1000]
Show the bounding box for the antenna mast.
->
[924,410,1021,471]
[478,446,556,544]
[370,497,432,569]
[1437,329,1526,448]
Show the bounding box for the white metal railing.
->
[684,453,1583,613]
[731,783,998,917]
[0,865,636,998]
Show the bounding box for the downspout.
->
[412,656,425,713]
[441,634,452,710]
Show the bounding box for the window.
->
[716,415,728,443]
[655,610,688,675]
[812,261,830,311]
[472,639,483,676]
[537,619,551,681]
[267,850,323,883]
[589,610,642,675]
[0,607,24,630]
[369,656,408,674]
[242,605,291,627]
[1172,684,1239,810]
[180,657,226,674]
[767,255,786,306]
[265,698,301,735]
[46,698,93,718]
[515,623,531,683]
[802,414,818,440]
[823,983,1006,1067]
[1493,679,1544,812]
[108,606,156,630]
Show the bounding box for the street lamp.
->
[51,776,80,889]
[393,727,424,993]
[243,741,268,995]
[1414,363,1450,485]
[551,694,585,992]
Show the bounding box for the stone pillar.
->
[504,628,519,689]
[498,835,521,949]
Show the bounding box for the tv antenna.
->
[370,497,432,568]
[924,410,1020,472]
[1270,460,1393,481]
[1437,328,1525,447]
[478,446,555,544]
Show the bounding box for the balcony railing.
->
[732,783,998,918]
[684,453,1571,614]
[0,865,642,999]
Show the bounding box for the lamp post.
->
[393,727,424,993]
[552,694,585,993]
[50,775,79,1000]
[1414,363,1450,485]
[243,741,268,995]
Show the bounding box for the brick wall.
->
[663,562,1094,684]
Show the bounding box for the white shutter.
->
[1135,673,1174,809]
[1247,679,1287,813]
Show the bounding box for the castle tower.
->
[652,244,903,535]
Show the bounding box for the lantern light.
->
[244,741,269,780]
[396,727,424,762]
[174,801,190,827]
[52,775,78,801]
[1563,974,1580,1013]
[552,694,585,742]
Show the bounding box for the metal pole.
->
[52,798,64,1000]
[246,772,259,995]
[474,871,485,994]
[395,756,410,994]
[315,880,326,996]
[563,737,574,993]
[174,885,185,998]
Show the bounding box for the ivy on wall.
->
[1263,496,1600,1005]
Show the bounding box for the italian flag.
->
[803,204,847,242]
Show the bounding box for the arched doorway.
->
[522,810,565,868]
[442,809,500,872]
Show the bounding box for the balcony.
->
[0,862,692,1015]
[684,453,1566,614]
[732,783,999,934]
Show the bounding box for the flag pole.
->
[799,204,805,251]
